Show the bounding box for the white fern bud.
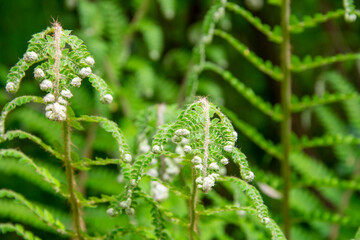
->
[45,110,53,120]
[151,181,169,201]
[5,82,16,93]
[209,162,219,171]
[125,208,135,215]
[24,51,38,62]
[194,164,203,171]
[124,154,132,163]
[345,13,357,22]
[175,129,190,136]
[149,50,160,61]
[220,158,229,165]
[147,168,159,177]
[182,138,190,145]
[120,198,131,208]
[130,179,136,187]
[101,94,113,104]
[211,173,220,179]
[34,68,45,79]
[61,89,73,98]
[45,104,53,111]
[57,97,68,106]
[232,131,238,139]
[183,145,192,153]
[195,177,203,184]
[79,67,92,78]
[43,93,55,103]
[262,217,271,224]
[245,171,255,182]
[152,145,161,153]
[40,80,53,91]
[70,77,82,87]
[106,208,117,217]
[192,156,202,164]
[202,176,215,193]
[214,7,225,21]
[84,56,95,66]
[224,145,233,152]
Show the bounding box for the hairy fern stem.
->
[63,120,84,240]
[189,167,198,240]
[280,0,292,238]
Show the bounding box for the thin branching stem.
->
[280,0,292,238]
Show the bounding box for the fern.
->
[0,223,41,240]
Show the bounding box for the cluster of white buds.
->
[202,175,215,192]
[70,77,82,87]
[34,68,45,80]
[5,82,16,93]
[24,51,38,62]
[45,102,67,121]
[151,181,169,201]
[119,198,135,215]
[79,67,92,78]
[40,80,53,91]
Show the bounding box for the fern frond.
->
[0,149,67,197]
[220,176,285,240]
[138,20,164,61]
[198,205,255,216]
[291,53,360,72]
[0,130,62,159]
[225,2,282,43]
[295,177,360,191]
[296,134,360,149]
[0,189,68,235]
[72,115,131,160]
[222,108,282,159]
[203,62,283,121]
[213,30,283,81]
[73,157,122,170]
[157,0,176,20]
[0,96,43,135]
[0,223,41,240]
[107,226,156,240]
[144,175,190,200]
[137,190,188,228]
[325,71,360,136]
[315,106,356,169]
[290,152,333,180]
[0,158,65,196]
[289,9,345,33]
[291,92,357,112]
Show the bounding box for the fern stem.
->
[53,21,62,97]
[201,98,210,178]
[280,0,292,238]
[189,167,198,240]
[63,120,84,240]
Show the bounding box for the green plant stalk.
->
[280,0,292,239]
[189,167,198,240]
[63,120,84,240]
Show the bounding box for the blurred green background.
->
[1,0,360,239]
